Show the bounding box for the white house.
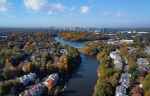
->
[110,51,121,60]
[119,73,130,88]
[110,51,123,70]
[60,48,68,55]
[19,73,36,86]
[145,46,150,55]
[43,73,59,90]
[137,58,149,66]
[115,85,127,96]
[20,83,45,96]
[120,39,134,44]
[137,58,150,72]
[116,73,129,96]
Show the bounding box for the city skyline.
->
[0,0,150,28]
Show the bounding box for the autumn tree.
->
[145,90,150,96]
[93,80,114,96]
[143,73,150,92]
[119,43,129,58]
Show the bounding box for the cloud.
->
[45,3,65,13]
[24,0,65,14]
[24,0,46,11]
[24,0,91,15]
[0,0,9,12]
[80,6,89,14]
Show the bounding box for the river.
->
[55,37,99,96]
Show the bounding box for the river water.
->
[55,37,99,96]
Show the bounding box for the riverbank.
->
[55,37,99,96]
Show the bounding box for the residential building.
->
[20,83,46,96]
[43,73,59,90]
[110,51,123,70]
[18,73,36,86]
[115,85,127,96]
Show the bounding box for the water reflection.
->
[54,37,85,48]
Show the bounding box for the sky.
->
[0,0,150,28]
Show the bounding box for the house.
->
[131,85,143,96]
[137,58,149,72]
[107,40,119,45]
[110,51,121,60]
[20,83,46,96]
[18,73,36,86]
[128,47,137,54]
[43,73,59,90]
[144,46,150,55]
[119,39,133,44]
[114,59,123,69]
[139,65,150,72]
[116,73,130,96]
[115,85,127,96]
[59,48,68,55]
[20,73,59,96]
[137,58,149,66]
[115,73,130,96]
[110,51,123,70]
[107,39,133,45]
[119,73,130,88]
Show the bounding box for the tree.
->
[109,72,120,87]
[0,57,5,68]
[143,73,150,92]
[145,90,150,96]
[129,64,139,81]
[0,79,20,95]
[130,86,143,96]
[57,55,69,73]
[22,62,33,72]
[98,63,107,79]
[0,83,8,95]
[120,43,129,58]
[93,80,114,96]
[97,50,108,64]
